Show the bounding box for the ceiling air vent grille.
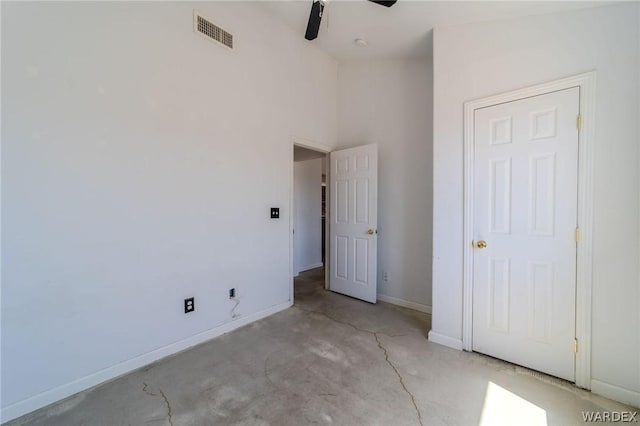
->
[194,11,234,50]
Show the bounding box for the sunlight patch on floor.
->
[479,381,547,426]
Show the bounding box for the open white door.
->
[329,144,378,303]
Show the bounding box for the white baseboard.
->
[376,294,432,314]
[591,379,640,408]
[298,262,324,273]
[427,331,463,350]
[0,301,293,423]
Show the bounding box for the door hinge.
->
[575,227,581,242]
[574,338,579,353]
[576,114,583,130]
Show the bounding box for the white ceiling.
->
[258,0,609,62]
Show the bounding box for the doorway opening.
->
[290,139,379,306]
[292,143,329,303]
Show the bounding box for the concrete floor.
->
[7,268,636,425]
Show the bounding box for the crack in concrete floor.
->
[142,383,173,426]
[142,382,157,397]
[373,332,424,426]
[295,306,424,426]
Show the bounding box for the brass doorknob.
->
[367,229,375,235]
[476,240,488,249]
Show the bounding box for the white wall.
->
[1,1,337,420]
[293,158,323,275]
[431,3,640,405]
[337,60,433,311]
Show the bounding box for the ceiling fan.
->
[305,0,398,41]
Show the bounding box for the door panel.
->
[488,257,510,333]
[336,236,348,279]
[329,144,378,303]
[489,158,511,234]
[472,87,579,382]
[336,180,349,223]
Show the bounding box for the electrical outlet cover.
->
[184,297,195,313]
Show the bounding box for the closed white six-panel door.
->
[472,87,580,381]
[329,144,378,303]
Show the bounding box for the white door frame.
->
[462,71,596,389]
[290,136,332,304]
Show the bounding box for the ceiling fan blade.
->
[305,0,325,41]
[367,0,397,6]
